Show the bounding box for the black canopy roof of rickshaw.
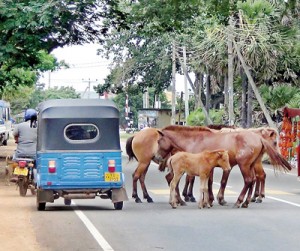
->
[38,99,119,119]
[37,99,121,151]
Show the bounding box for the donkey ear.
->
[262,128,276,138]
[216,150,224,157]
[157,130,164,137]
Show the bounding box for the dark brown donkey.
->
[155,125,291,208]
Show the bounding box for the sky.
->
[39,44,110,93]
[39,44,189,94]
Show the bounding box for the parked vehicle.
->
[0,100,12,146]
[36,99,128,211]
[12,157,36,196]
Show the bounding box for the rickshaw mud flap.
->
[37,189,55,203]
[111,187,129,203]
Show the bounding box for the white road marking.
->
[266,196,300,208]
[72,202,114,251]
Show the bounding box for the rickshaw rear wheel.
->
[37,202,46,211]
[18,178,28,197]
[64,198,72,205]
[114,201,123,210]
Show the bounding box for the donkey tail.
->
[261,138,292,172]
[126,136,137,161]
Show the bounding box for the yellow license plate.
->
[13,167,28,176]
[105,172,120,182]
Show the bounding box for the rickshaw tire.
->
[37,202,46,211]
[19,179,28,197]
[64,198,72,205]
[114,201,123,210]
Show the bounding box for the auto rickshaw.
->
[36,99,128,211]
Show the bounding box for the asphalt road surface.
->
[26,154,300,251]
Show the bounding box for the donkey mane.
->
[163,125,213,133]
[208,124,236,130]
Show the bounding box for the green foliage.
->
[0,0,109,92]
[3,85,80,116]
[0,1,106,68]
[259,84,300,111]
[0,50,62,94]
[287,93,300,108]
[187,108,225,126]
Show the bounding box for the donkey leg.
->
[170,173,182,209]
[257,171,266,203]
[251,179,260,202]
[242,169,256,208]
[139,166,153,203]
[200,178,210,209]
[166,171,186,205]
[187,175,196,202]
[182,175,190,202]
[132,169,142,203]
[132,162,150,203]
[208,170,215,206]
[198,178,205,209]
[217,169,231,206]
[255,164,266,203]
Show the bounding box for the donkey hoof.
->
[218,199,227,206]
[146,197,154,203]
[179,201,187,206]
[241,203,248,208]
[189,196,196,203]
[184,196,190,202]
[135,198,142,203]
[170,202,177,209]
[256,198,263,203]
[233,203,240,208]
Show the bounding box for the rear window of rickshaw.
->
[65,124,99,142]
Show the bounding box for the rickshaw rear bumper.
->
[36,187,129,203]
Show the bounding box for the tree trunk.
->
[223,75,229,122]
[194,71,203,110]
[233,41,276,128]
[205,74,211,113]
[247,81,253,128]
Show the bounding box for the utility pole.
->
[48,71,51,89]
[171,41,176,125]
[82,78,98,99]
[227,17,235,125]
[175,50,212,124]
[183,46,189,122]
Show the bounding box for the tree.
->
[0,50,61,93]
[0,1,110,69]
[0,0,119,91]
[3,85,80,116]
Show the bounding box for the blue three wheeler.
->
[36,99,128,211]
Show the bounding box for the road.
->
[22,154,300,251]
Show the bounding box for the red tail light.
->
[108,160,115,172]
[48,160,56,173]
[18,160,27,168]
